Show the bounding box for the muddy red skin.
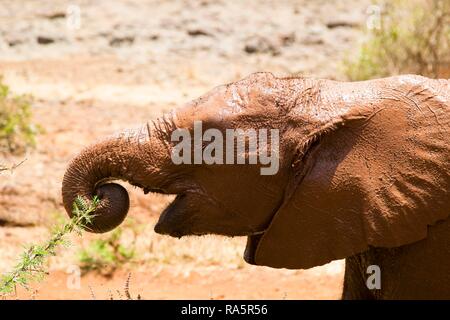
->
[62,73,450,299]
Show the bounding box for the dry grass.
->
[345,0,450,80]
[126,194,248,269]
[45,193,247,275]
[0,77,38,155]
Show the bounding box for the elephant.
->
[62,72,450,299]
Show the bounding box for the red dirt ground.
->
[0,0,372,299]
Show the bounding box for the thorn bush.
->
[344,0,450,80]
[0,77,39,155]
[0,196,99,295]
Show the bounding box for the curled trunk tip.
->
[61,140,132,233]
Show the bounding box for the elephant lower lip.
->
[154,223,185,238]
[244,233,264,265]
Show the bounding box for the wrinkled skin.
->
[62,73,450,299]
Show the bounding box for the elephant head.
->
[62,73,290,236]
[62,73,450,269]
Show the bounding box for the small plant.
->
[78,227,136,276]
[0,196,99,295]
[89,273,142,300]
[344,0,450,80]
[0,77,38,155]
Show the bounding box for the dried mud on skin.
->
[0,0,371,299]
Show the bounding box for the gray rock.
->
[37,36,55,45]
[109,36,135,47]
[187,29,213,37]
[243,36,280,56]
[326,20,359,29]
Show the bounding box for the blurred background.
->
[0,0,449,299]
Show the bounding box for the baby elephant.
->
[62,73,450,299]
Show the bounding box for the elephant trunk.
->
[62,122,172,233]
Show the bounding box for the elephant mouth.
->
[151,182,268,264]
[153,193,196,237]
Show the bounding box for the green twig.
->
[0,196,99,295]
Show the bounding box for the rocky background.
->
[0,0,372,299]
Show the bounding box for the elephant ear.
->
[253,99,450,269]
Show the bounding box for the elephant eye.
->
[143,187,166,194]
